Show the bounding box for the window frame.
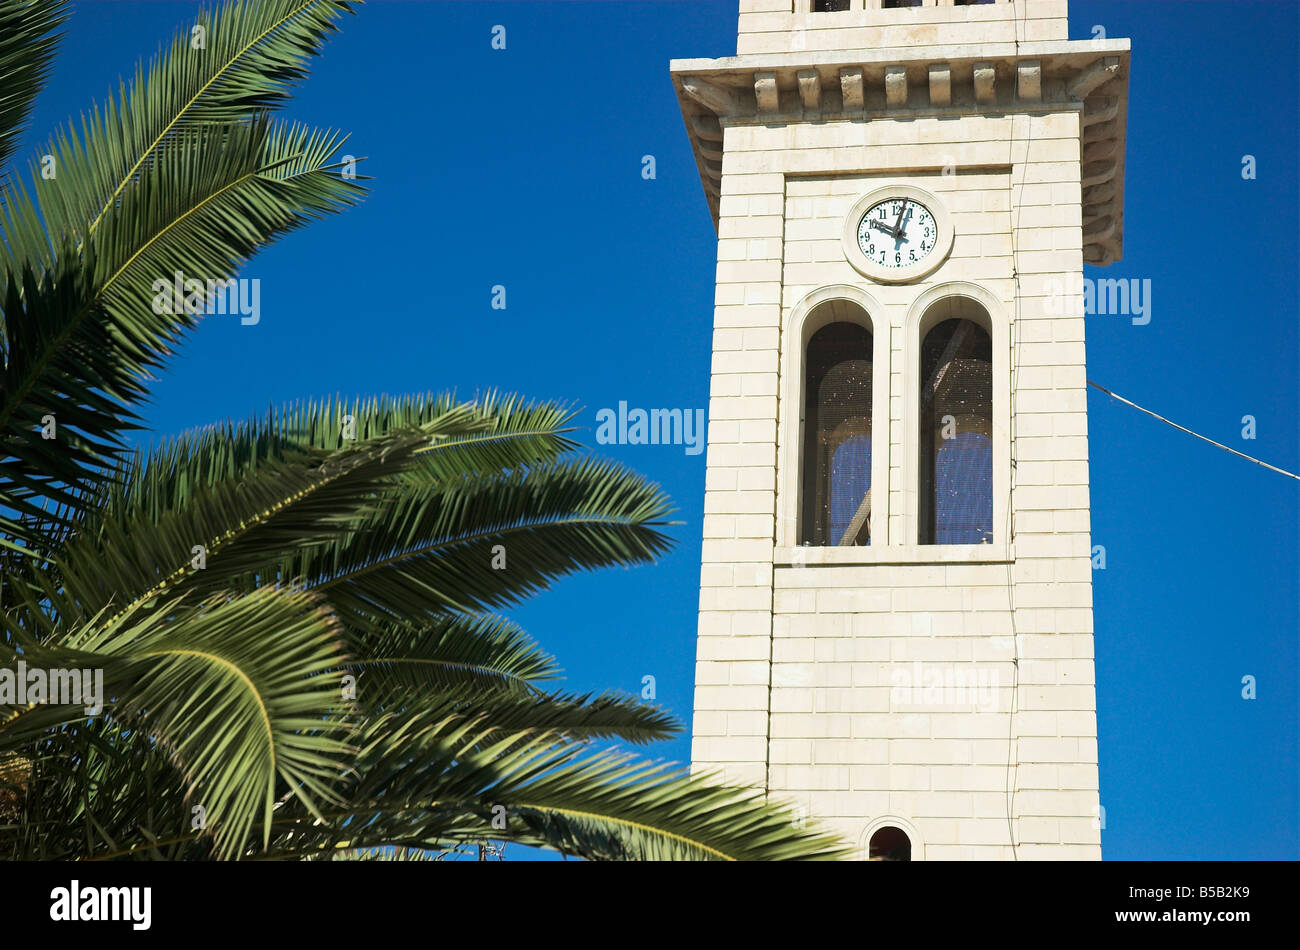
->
[860,815,924,861]
[802,322,875,547]
[778,285,890,551]
[904,282,1012,557]
[775,282,1013,567]
[918,318,994,546]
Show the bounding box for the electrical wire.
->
[1088,380,1300,482]
[1002,0,1030,863]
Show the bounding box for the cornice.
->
[671,39,1129,266]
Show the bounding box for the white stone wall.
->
[691,104,1101,859]
[737,0,1069,57]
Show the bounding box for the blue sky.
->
[23,0,1297,860]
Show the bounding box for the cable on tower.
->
[1087,380,1299,482]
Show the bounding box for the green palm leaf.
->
[345,613,563,695]
[6,0,357,274]
[50,588,351,859]
[0,0,69,174]
[39,426,465,629]
[2,721,206,861]
[365,681,679,747]
[265,391,581,477]
[266,712,848,861]
[1,118,364,547]
[309,456,677,621]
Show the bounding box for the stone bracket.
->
[928,64,951,107]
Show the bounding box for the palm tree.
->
[0,0,848,860]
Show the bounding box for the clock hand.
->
[892,199,908,240]
[868,219,897,237]
[895,205,915,246]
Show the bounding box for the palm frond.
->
[0,0,69,174]
[309,456,677,621]
[1,119,365,546]
[24,427,449,632]
[3,587,355,859]
[2,720,206,861]
[346,612,562,695]
[317,846,451,861]
[266,712,849,861]
[9,0,358,271]
[364,681,679,747]
[267,391,582,476]
[450,688,680,746]
[101,392,579,523]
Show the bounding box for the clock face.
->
[856,198,938,270]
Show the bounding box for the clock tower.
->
[672,0,1129,859]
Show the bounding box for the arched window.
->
[868,826,912,861]
[801,321,872,546]
[919,307,993,545]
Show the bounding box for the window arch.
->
[780,286,887,553]
[868,826,912,861]
[861,815,923,861]
[918,298,993,546]
[801,318,873,546]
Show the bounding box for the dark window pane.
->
[883,1,923,8]
[813,0,851,12]
[868,827,912,861]
[919,317,993,545]
[802,321,872,546]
